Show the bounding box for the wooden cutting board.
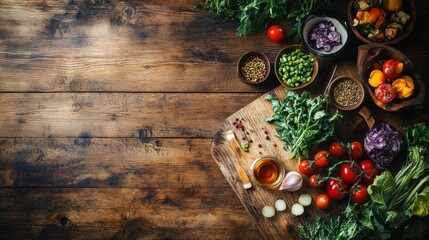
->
[210,85,347,240]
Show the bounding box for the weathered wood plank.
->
[0,138,230,188]
[0,0,280,93]
[0,188,261,239]
[0,93,260,138]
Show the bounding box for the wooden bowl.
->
[274,44,319,90]
[237,51,270,85]
[357,44,425,111]
[348,0,416,45]
[328,76,365,111]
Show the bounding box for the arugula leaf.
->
[265,90,341,160]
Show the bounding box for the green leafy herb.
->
[265,90,341,160]
[241,143,249,152]
[202,0,331,36]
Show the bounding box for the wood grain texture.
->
[1,0,429,239]
[0,188,259,240]
[0,93,260,138]
[0,138,229,188]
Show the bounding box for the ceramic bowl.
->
[357,44,425,111]
[237,51,271,85]
[348,0,416,45]
[274,44,319,90]
[301,9,351,58]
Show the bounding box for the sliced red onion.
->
[308,20,342,52]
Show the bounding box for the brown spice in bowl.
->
[333,78,362,107]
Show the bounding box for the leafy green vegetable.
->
[367,171,395,207]
[202,0,330,36]
[265,90,341,160]
[410,185,429,217]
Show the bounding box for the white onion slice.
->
[298,194,312,206]
[262,206,275,218]
[291,203,304,216]
[275,199,287,211]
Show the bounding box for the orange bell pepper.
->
[382,0,403,12]
[368,69,386,88]
[392,75,414,99]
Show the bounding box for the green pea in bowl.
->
[274,44,319,90]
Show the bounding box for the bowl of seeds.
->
[274,44,319,90]
[328,76,365,111]
[237,51,270,85]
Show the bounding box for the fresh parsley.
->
[202,0,331,37]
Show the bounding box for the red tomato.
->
[326,179,348,201]
[374,83,397,103]
[316,194,330,210]
[329,141,345,157]
[351,184,369,203]
[359,160,380,185]
[382,59,403,80]
[309,174,324,189]
[267,25,285,43]
[350,141,364,159]
[314,150,330,168]
[298,160,316,176]
[340,162,361,185]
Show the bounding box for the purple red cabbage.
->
[364,122,403,171]
[309,20,341,52]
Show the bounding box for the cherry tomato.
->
[382,59,404,80]
[351,184,369,203]
[298,160,316,176]
[359,160,379,185]
[309,174,324,189]
[314,150,330,168]
[374,83,397,104]
[350,141,364,159]
[329,140,345,157]
[267,25,285,43]
[326,179,348,201]
[316,194,330,210]
[340,162,361,185]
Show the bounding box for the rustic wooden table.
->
[0,0,428,239]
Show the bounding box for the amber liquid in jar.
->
[251,156,283,188]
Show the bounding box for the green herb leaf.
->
[368,171,396,207]
[410,186,429,217]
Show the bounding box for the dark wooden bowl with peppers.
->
[237,51,271,85]
[348,0,416,45]
[357,44,425,111]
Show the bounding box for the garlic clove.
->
[279,171,303,191]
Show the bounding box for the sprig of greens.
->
[265,90,341,160]
[202,0,331,37]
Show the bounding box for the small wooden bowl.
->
[348,0,416,45]
[328,76,365,111]
[357,44,425,111]
[237,51,271,85]
[274,44,319,90]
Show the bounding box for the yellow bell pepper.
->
[382,0,403,12]
[368,69,386,88]
[392,75,414,99]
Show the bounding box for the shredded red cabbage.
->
[364,122,403,171]
[309,20,341,52]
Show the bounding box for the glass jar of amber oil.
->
[249,155,285,189]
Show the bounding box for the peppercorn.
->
[241,56,267,82]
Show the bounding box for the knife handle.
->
[226,130,252,190]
